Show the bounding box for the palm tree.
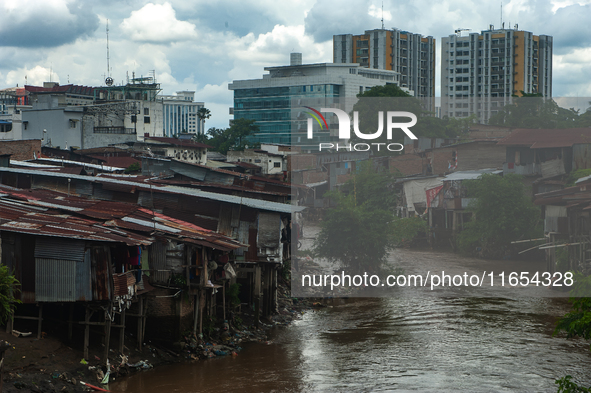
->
[197,107,211,124]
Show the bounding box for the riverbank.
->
[1,279,314,393]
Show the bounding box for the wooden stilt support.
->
[119,309,126,353]
[193,295,199,335]
[222,282,226,322]
[104,310,111,361]
[5,314,12,334]
[68,304,74,341]
[137,297,144,351]
[141,301,147,348]
[254,265,261,329]
[84,307,90,360]
[198,290,203,337]
[37,304,43,339]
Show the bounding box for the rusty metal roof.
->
[145,137,212,149]
[0,198,152,245]
[0,167,302,213]
[497,128,591,148]
[0,186,245,251]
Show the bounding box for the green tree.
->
[337,161,397,210]
[488,93,582,129]
[350,85,468,155]
[198,119,260,154]
[456,173,541,258]
[554,274,591,392]
[313,162,396,273]
[197,107,211,124]
[0,264,20,325]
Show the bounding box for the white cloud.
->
[229,25,329,68]
[120,2,198,43]
[368,4,392,21]
[550,0,591,12]
[1,0,591,128]
[6,66,56,87]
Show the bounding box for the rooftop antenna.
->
[106,19,110,77]
[500,1,504,30]
[105,20,113,86]
[381,1,384,30]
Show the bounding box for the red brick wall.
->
[0,139,41,161]
[302,170,327,184]
[390,142,506,177]
[389,154,423,176]
[288,154,316,171]
[429,142,506,175]
[467,124,512,139]
[337,174,352,185]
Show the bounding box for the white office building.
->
[160,91,205,136]
[228,53,410,146]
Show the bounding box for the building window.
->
[274,162,281,168]
[144,116,150,123]
[144,108,150,115]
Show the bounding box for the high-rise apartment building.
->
[441,26,552,123]
[333,28,436,111]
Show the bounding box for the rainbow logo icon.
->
[303,106,329,130]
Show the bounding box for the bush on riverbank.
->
[456,174,542,259]
[313,161,396,274]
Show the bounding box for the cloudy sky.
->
[1,0,590,129]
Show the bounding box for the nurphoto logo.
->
[303,106,418,152]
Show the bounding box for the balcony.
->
[94,126,136,134]
[503,162,541,176]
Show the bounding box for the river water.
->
[111,242,591,392]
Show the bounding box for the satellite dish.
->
[105,77,114,86]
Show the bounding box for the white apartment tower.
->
[441,26,552,123]
[334,28,436,112]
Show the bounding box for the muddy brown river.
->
[110,234,591,392]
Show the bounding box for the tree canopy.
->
[350,84,474,153]
[313,162,396,274]
[554,274,591,392]
[197,107,211,123]
[488,93,583,128]
[456,173,541,258]
[196,118,260,154]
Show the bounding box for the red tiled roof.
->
[497,128,591,148]
[25,84,95,95]
[145,137,212,149]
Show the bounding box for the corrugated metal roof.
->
[145,137,212,149]
[0,167,302,213]
[0,185,245,251]
[443,169,502,181]
[497,128,591,148]
[0,198,152,245]
[29,158,125,172]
